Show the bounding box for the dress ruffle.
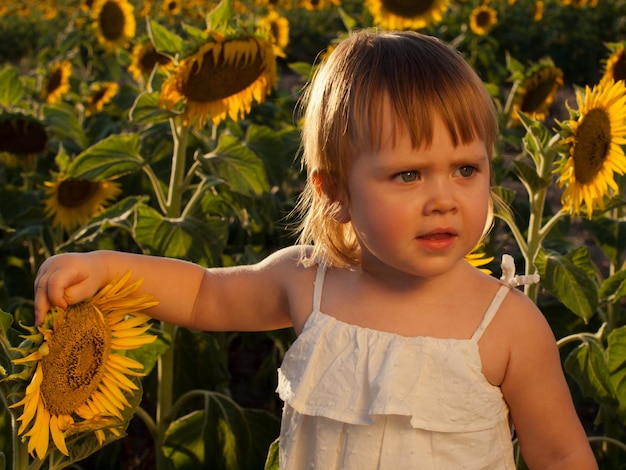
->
[277,309,509,433]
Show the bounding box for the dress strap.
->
[471,285,510,342]
[312,263,327,312]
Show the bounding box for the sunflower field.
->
[1,0,626,468]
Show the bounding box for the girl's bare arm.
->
[500,291,597,469]
[34,247,305,332]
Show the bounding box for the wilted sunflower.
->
[469,5,498,36]
[0,113,48,156]
[9,271,158,459]
[43,176,122,232]
[128,41,173,81]
[555,79,626,219]
[86,81,119,116]
[258,10,290,57]
[510,60,563,124]
[160,36,277,127]
[41,61,72,104]
[365,0,451,30]
[600,44,626,88]
[92,0,136,52]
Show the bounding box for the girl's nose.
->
[423,179,457,214]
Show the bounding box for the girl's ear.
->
[311,169,351,223]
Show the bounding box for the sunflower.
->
[9,271,158,459]
[465,245,494,275]
[86,82,119,116]
[0,113,48,155]
[469,5,497,36]
[160,36,278,127]
[258,10,290,57]
[533,0,544,21]
[600,44,626,88]
[510,60,563,124]
[365,0,451,30]
[92,0,136,52]
[160,0,182,15]
[41,61,72,104]
[296,0,340,11]
[555,79,626,219]
[128,41,173,81]
[43,176,122,232]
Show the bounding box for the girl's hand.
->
[34,252,107,325]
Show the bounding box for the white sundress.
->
[276,263,522,470]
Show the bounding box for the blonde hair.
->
[295,29,499,267]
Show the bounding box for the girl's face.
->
[341,110,491,282]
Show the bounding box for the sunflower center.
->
[572,108,611,184]
[181,42,266,102]
[0,117,48,155]
[140,48,171,72]
[382,0,436,17]
[57,179,100,208]
[520,72,559,113]
[476,10,492,27]
[47,69,63,95]
[40,304,112,416]
[99,0,126,41]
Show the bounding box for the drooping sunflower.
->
[0,113,48,156]
[258,10,290,57]
[92,0,136,52]
[554,79,626,219]
[86,81,119,116]
[9,272,158,459]
[43,175,122,232]
[128,41,173,81]
[600,43,626,88]
[469,5,498,36]
[160,36,278,127]
[41,61,72,104]
[510,60,563,124]
[365,0,451,30]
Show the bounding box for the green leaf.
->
[511,159,550,193]
[163,393,280,470]
[535,250,598,322]
[133,203,228,266]
[0,66,23,107]
[607,326,626,422]
[264,438,279,470]
[206,0,235,32]
[0,309,13,336]
[129,91,171,125]
[565,337,616,406]
[599,269,626,304]
[149,19,184,56]
[44,102,89,151]
[199,135,269,197]
[67,134,144,180]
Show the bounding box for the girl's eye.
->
[394,171,419,183]
[457,166,476,178]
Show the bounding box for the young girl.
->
[34,30,597,469]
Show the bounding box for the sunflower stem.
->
[165,119,190,218]
[156,321,177,470]
[142,165,168,214]
[134,405,158,444]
